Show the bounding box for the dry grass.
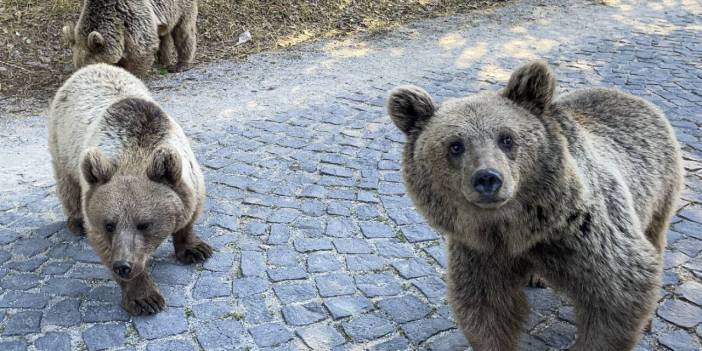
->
[0,0,505,98]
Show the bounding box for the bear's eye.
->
[136,223,150,231]
[104,223,116,233]
[498,134,514,151]
[448,141,465,156]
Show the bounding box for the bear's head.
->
[62,21,124,69]
[387,61,560,248]
[80,146,187,281]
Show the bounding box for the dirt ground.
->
[0,0,505,99]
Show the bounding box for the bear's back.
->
[48,64,152,179]
[554,88,682,230]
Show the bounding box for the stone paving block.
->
[0,291,50,309]
[341,313,395,342]
[324,295,375,319]
[150,262,194,285]
[274,282,317,304]
[412,275,447,299]
[282,302,328,326]
[42,298,81,326]
[326,218,361,238]
[192,300,234,320]
[657,299,702,328]
[241,250,267,277]
[41,277,90,297]
[203,252,236,272]
[2,310,42,336]
[146,340,197,351]
[193,272,232,299]
[333,238,372,254]
[368,337,411,351]
[81,302,130,323]
[268,246,298,266]
[424,245,447,268]
[267,266,308,282]
[392,258,435,279]
[307,252,343,272]
[400,224,440,243]
[401,317,454,343]
[243,294,274,324]
[328,202,352,216]
[34,332,72,351]
[196,319,246,349]
[359,221,395,238]
[346,254,386,271]
[378,295,431,323]
[657,329,701,351]
[375,241,414,258]
[296,324,346,349]
[356,273,402,297]
[0,341,27,351]
[160,285,188,307]
[134,307,189,339]
[0,272,42,290]
[293,238,333,252]
[533,321,577,349]
[233,276,270,297]
[316,273,357,297]
[676,281,702,306]
[249,323,293,348]
[82,323,127,351]
[426,330,469,351]
[268,224,291,244]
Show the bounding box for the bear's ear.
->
[502,61,555,115]
[81,148,116,185]
[87,31,105,52]
[387,85,436,135]
[62,23,75,44]
[147,146,182,186]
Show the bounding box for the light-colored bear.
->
[49,63,212,315]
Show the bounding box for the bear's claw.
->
[176,240,213,264]
[527,273,547,289]
[123,286,165,315]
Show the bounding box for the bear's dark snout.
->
[112,260,132,278]
[471,169,503,199]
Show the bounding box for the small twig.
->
[0,60,30,71]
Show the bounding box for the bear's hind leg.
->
[170,9,197,73]
[56,173,84,234]
[173,222,213,264]
[157,34,174,67]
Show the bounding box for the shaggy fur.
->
[387,61,683,351]
[48,64,212,315]
[63,0,198,75]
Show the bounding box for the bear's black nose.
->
[472,169,503,199]
[112,261,132,278]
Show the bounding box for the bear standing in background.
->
[48,64,212,315]
[63,0,198,75]
[386,61,683,351]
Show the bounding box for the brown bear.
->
[48,63,212,315]
[63,0,198,75]
[386,61,683,351]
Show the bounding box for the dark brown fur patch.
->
[102,98,170,148]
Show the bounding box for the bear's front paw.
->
[67,217,85,235]
[122,284,165,315]
[176,240,213,264]
[167,62,192,73]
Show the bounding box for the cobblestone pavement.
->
[1,0,702,350]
